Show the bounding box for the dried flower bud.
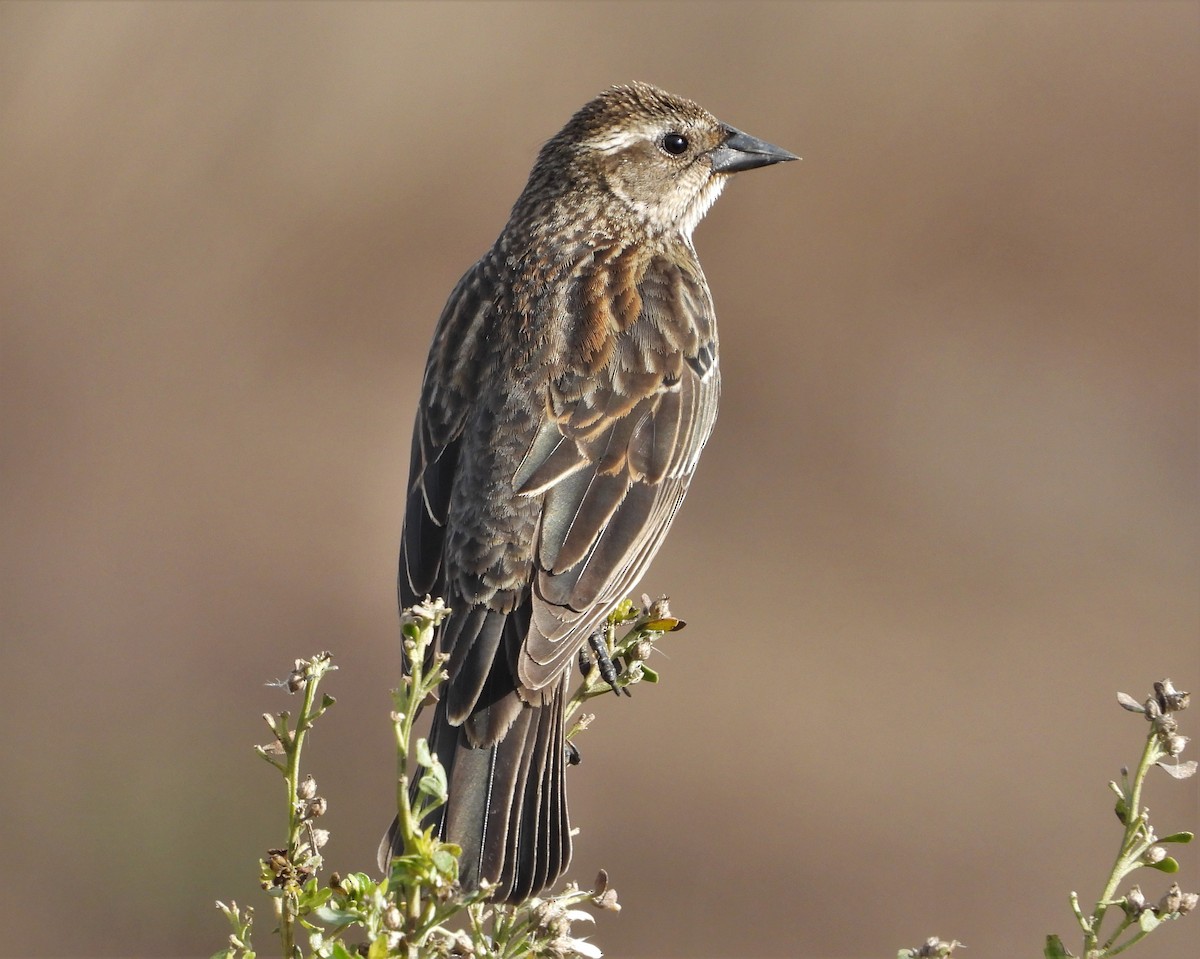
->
[1143,846,1167,864]
[594,888,620,912]
[1152,712,1178,737]
[1178,891,1199,915]
[263,848,290,883]
[1155,679,1190,713]
[297,775,317,800]
[906,938,964,958]
[634,593,685,632]
[1156,883,1184,915]
[533,895,566,928]
[644,595,672,621]
[385,905,403,929]
[1122,886,1147,917]
[287,668,306,693]
[401,595,451,628]
[1165,734,1189,757]
[311,828,330,849]
[302,796,328,819]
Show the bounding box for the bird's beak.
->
[709,127,799,173]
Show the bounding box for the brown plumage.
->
[380,82,795,901]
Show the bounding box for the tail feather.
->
[378,677,571,903]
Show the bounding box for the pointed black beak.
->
[709,126,799,173]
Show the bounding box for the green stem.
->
[1100,915,1135,951]
[1084,729,1162,955]
[1070,890,1092,934]
[393,680,418,854]
[277,670,321,958]
[1105,928,1152,957]
[389,685,423,931]
[565,668,601,725]
[387,618,452,934]
[288,673,321,848]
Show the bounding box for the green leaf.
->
[1138,909,1162,932]
[432,847,459,879]
[416,738,433,768]
[1159,831,1194,844]
[639,665,659,683]
[418,762,448,803]
[314,904,364,926]
[1044,934,1074,958]
[1146,856,1180,873]
[333,872,371,897]
[330,944,356,959]
[299,885,333,910]
[367,934,391,959]
[607,599,636,623]
[389,853,430,885]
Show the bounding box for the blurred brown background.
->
[1,2,1196,956]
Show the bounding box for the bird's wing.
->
[514,252,720,692]
[399,262,492,609]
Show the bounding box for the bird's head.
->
[525,82,797,241]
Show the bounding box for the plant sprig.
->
[214,596,676,959]
[252,652,337,957]
[565,595,684,741]
[904,680,1195,959]
[1046,679,1196,959]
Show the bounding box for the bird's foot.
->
[585,630,630,697]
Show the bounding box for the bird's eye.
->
[661,132,689,156]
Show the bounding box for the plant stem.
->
[1100,915,1134,951]
[1105,928,1152,957]
[393,679,418,854]
[1084,728,1162,955]
[278,660,324,958]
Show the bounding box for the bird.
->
[379,81,796,902]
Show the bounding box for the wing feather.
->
[512,255,720,691]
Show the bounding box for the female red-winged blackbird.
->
[380,82,795,902]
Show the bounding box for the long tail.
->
[378,678,571,903]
